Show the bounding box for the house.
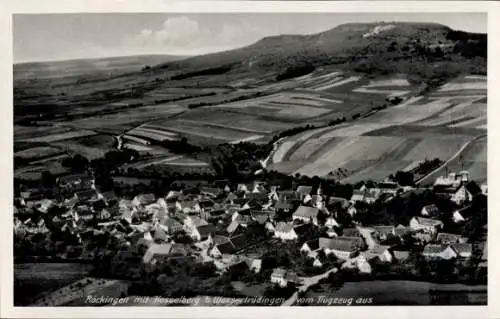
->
[273,222,310,241]
[319,237,362,260]
[274,198,295,213]
[292,206,320,225]
[342,227,362,238]
[394,224,413,237]
[371,226,396,241]
[409,216,443,234]
[57,174,95,190]
[210,241,237,258]
[226,220,246,236]
[341,255,371,274]
[200,187,223,198]
[99,191,118,204]
[452,206,475,223]
[350,188,381,204]
[451,243,473,259]
[190,224,216,241]
[451,181,482,205]
[324,216,339,229]
[413,231,434,244]
[327,197,350,210]
[421,204,440,217]
[142,243,188,264]
[391,249,410,262]
[360,245,393,263]
[34,199,55,214]
[73,205,94,221]
[422,244,457,260]
[157,218,183,234]
[210,234,253,258]
[434,171,469,187]
[295,185,313,200]
[132,194,156,209]
[378,181,399,195]
[436,232,468,244]
[270,268,301,287]
[75,189,98,202]
[183,215,209,232]
[300,239,321,257]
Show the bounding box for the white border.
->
[1,1,499,318]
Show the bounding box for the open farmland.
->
[14,146,63,160]
[269,74,486,182]
[59,103,187,134]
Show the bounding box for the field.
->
[14,146,62,160]
[14,263,93,306]
[269,75,487,182]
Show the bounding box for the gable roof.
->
[215,241,236,255]
[372,226,395,236]
[143,243,187,263]
[342,228,362,237]
[134,193,156,205]
[293,206,319,219]
[229,234,249,251]
[296,185,313,195]
[413,216,443,227]
[211,235,231,245]
[275,222,294,233]
[195,224,216,238]
[227,220,243,234]
[303,239,320,251]
[451,243,473,255]
[436,232,467,243]
[186,216,209,227]
[422,204,440,214]
[318,237,361,252]
[392,250,410,259]
[454,205,475,220]
[293,223,312,237]
[423,244,451,255]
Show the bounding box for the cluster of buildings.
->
[13,168,487,289]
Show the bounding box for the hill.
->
[156,22,486,83]
[14,54,186,81]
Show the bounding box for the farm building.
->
[451,181,482,205]
[409,216,443,234]
[422,244,457,260]
[292,205,320,225]
[142,243,189,264]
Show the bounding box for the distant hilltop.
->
[153,22,486,82]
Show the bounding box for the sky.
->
[13,12,487,63]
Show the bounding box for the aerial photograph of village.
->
[13,12,487,306]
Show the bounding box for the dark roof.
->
[200,187,223,196]
[75,189,97,200]
[230,234,249,251]
[245,192,269,201]
[92,199,107,212]
[464,181,482,196]
[215,242,235,255]
[423,244,450,254]
[436,232,467,243]
[454,205,475,220]
[277,190,301,201]
[422,204,440,214]
[372,226,395,236]
[227,220,243,234]
[211,235,231,245]
[196,224,216,238]
[451,243,472,255]
[101,191,117,201]
[198,200,216,209]
[293,223,311,237]
[303,239,320,251]
[433,184,460,194]
[342,228,362,237]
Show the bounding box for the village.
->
[13,159,488,305]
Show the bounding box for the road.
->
[281,267,338,306]
[415,134,486,185]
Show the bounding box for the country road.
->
[281,267,338,306]
[415,134,486,185]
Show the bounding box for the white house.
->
[325,216,340,229]
[409,216,443,234]
[292,205,320,225]
[341,255,372,274]
[451,181,482,205]
[452,206,474,223]
[360,245,393,263]
[422,244,458,260]
[273,222,298,241]
[270,268,301,287]
[421,204,440,217]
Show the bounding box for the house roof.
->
[58,174,93,184]
[230,234,249,251]
[160,217,182,229]
[372,226,395,236]
[303,239,320,251]
[143,243,187,262]
[464,181,482,196]
[436,232,467,243]
[423,244,450,254]
[454,205,475,220]
[227,220,243,234]
[413,216,443,227]
[271,268,286,277]
[293,223,311,237]
[215,242,236,255]
[275,222,294,233]
[370,245,391,254]
[327,197,350,208]
[451,243,472,255]
[296,185,313,195]
[196,224,216,237]
[75,189,97,200]
[200,187,223,196]
[318,237,361,252]
[392,250,410,259]
[342,228,362,237]
[433,184,460,194]
[135,194,156,205]
[187,216,209,227]
[101,191,117,201]
[212,235,231,245]
[293,206,319,219]
[422,204,440,214]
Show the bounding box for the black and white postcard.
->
[1,1,498,318]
